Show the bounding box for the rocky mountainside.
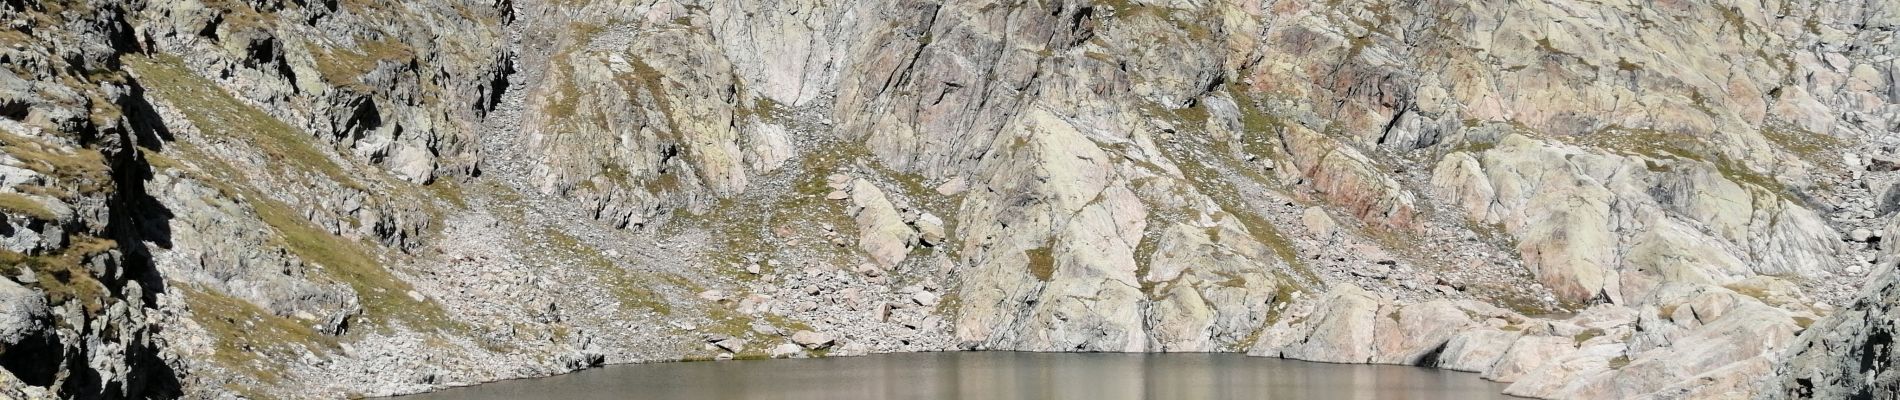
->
[0,0,1895,398]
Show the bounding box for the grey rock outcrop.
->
[1764,216,1900,399]
[3,0,1898,398]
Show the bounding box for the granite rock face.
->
[1763,216,1900,399]
[1,0,1898,398]
[1768,269,1900,399]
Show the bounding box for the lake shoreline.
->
[387,352,1519,400]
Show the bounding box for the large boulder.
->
[0,279,48,348]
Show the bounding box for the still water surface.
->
[397,352,1514,400]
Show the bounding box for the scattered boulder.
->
[767,342,805,358]
[1252,285,1381,363]
[911,291,940,307]
[1371,300,1477,365]
[1852,228,1877,242]
[709,336,748,353]
[1301,207,1337,238]
[1867,154,1900,172]
[934,177,967,195]
[791,330,834,349]
[1436,328,1525,372]
[0,279,48,347]
[1877,183,1900,215]
[848,179,918,267]
[1482,335,1577,383]
[826,174,852,190]
[914,213,946,246]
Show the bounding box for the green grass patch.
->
[1571,125,1794,201]
[1573,327,1606,343]
[125,54,366,191]
[1759,123,1845,165]
[200,0,278,32]
[1162,143,1315,284]
[1615,58,1642,72]
[309,37,413,92]
[141,120,458,335]
[0,129,112,198]
[1484,283,1562,316]
[1608,355,1631,369]
[1534,38,1569,55]
[671,137,867,273]
[9,237,116,314]
[1145,94,1320,286]
[422,179,469,209]
[178,284,337,388]
[244,187,459,334]
[539,228,675,315]
[0,193,56,220]
[541,23,601,121]
[1025,247,1056,282]
[1228,87,1288,137]
[1261,282,1300,324]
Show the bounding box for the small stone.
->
[1301,207,1336,238]
[855,263,884,277]
[935,177,967,195]
[713,338,748,353]
[746,264,762,274]
[1851,228,1875,242]
[698,290,729,302]
[915,213,946,246]
[841,288,865,309]
[826,190,850,200]
[714,353,735,361]
[1868,155,1900,172]
[406,291,426,302]
[739,294,773,314]
[1351,265,1389,279]
[912,291,940,307]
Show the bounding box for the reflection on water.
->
[396,352,1514,400]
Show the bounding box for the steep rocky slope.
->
[1765,216,1900,399]
[0,0,1896,399]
